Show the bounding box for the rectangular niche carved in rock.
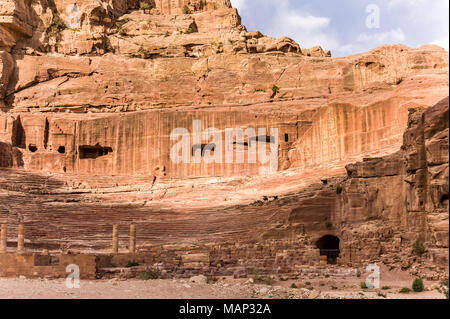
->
[79,144,113,159]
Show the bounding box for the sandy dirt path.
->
[0,276,446,299]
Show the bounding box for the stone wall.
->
[0,252,97,278]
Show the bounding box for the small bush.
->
[138,46,152,59]
[271,85,280,95]
[125,260,139,268]
[356,270,361,278]
[138,268,162,280]
[253,276,274,286]
[381,286,391,290]
[413,239,426,256]
[290,283,298,289]
[360,281,368,289]
[182,5,191,14]
[206,276,218,284]
[399,287,411,294]
[412,278,424,292]
[115,18,130,29]
[252,270,274,286]
[46,12,66,45]
[336,186,343,194]
[325,221,333,229]
[305,281,311,286]
[140,1,152,12]
[377,292,387,298]
[187,27,193,34]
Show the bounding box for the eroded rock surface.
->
[0,0,448,280]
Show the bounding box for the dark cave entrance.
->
[316,235,340,264]
[79,145,113,159]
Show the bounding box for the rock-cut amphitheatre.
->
[0,0,448,285]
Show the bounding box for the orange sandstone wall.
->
[0,109,299,177]
[289,98,410,170]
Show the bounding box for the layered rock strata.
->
[0,0,448,279]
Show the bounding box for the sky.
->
[230,0,449,56]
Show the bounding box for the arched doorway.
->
[316,235,340,264]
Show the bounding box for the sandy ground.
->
[0,274,446,299]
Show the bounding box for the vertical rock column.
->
[112,224,118,253]
[0,224,6,253]
[17,224,24,253]
[129,224,136,253]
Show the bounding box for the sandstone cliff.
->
[0,0,448,279]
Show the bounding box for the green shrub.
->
[187,27,193,34]
[413,239,426,256]
[290,283,297,289]
[399,287,411,294]
[46,12,66,45]
[325,221,333,229]
[336,186,343,194]
[115,18,130,29]
[140,1,152,12]
[412,278,424,292]
[138,268,162,280]
[116,18,130,36]
[182,5,191,14]
[138,46,152,59]
[206,276,218,284]
[360,281,368,289]
[251,270,274,285]
[125,260,139,267]
[377,292,387,298]
[381,286,391,290]
[271,85,280,95]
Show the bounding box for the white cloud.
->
[230,0,449,56]
[336,28,406,56]
[231,0,247,13]
[259,0,339,52]
[387,0,449,50]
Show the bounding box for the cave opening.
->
[58,146,66,154]
[79,145,113,159]
[316,235,340,264]
[28,144,37,152]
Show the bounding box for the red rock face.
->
[0,0,448,278]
